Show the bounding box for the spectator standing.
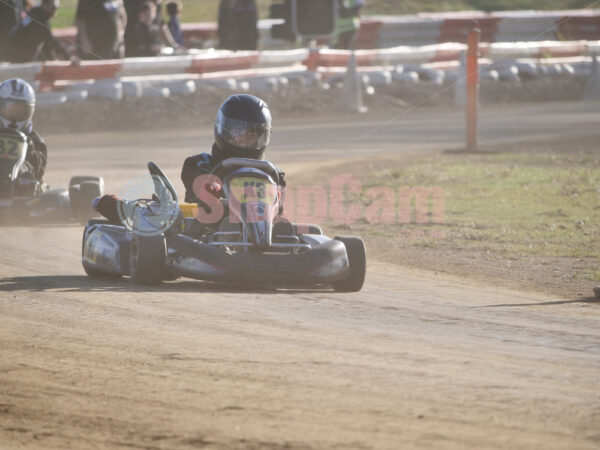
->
[166,1,184,47]
[125,0,179,50]
[0,0,25,46]
[217,0,235,50]
[332,0,365,50]
[125,1,163,57]
[76,0,127,60]
[232,0,258,51]
[1,0,71,63]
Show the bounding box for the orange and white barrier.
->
[2,40,597,92]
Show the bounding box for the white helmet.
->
[0,78,36,133]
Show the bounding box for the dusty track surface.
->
[1,104,600,449]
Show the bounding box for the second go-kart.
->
[81,159,366,291]
[0,128,104,223]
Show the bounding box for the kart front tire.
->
[129,234,166,286]
[332,236,366,293]
[81,227,122,279]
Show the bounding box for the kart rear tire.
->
[129,234,166,286]
[70,181,103,223]
[332,236,366,292]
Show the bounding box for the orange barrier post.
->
[466,24,480,151]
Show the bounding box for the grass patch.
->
[51,0,596,30]
[320,147,600,271]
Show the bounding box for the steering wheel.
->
[209,158,280,184]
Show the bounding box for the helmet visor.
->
[216,110,271,151]
[1,100,34,124]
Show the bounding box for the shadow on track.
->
[0,275,333,295]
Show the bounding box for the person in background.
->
[125,0,179,50]
[0,0,25,50]
[1,0,72,63]
[332,0,365,50]
[75,0,127,60]
[166,1,184,47]
[217,0,236,50]
[232,0,258,51]
[125,1,163,57]
[0,78,47,186]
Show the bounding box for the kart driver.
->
[95,94,286,225]
[0,78,48,185]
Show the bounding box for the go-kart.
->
[81,159,366,292]
[0,128,104,223]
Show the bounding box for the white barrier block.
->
[167,80,197,95]
[199,78,238,90]
[144,86,171,98]
[64,89,88,102]
[122,80,144,98]
[245,76,279,93]
[88,80,123,100]
[561,64,576,76]
[418,68,445,85]
[546,64,563,76]
[515,61,538,79]
[277,76,290,91]
[498,66,520,82]
[301,71,322,85]
[393,71,419,83]
[480,70,500,82]
[37,92,68,107]
[362,70,392,85]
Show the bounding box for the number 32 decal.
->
[0,138,23,160]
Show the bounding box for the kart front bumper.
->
[167,234,350,286]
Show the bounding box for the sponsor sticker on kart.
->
[229,177,277,204]
[0,136,25,161]
[83,229,102,263]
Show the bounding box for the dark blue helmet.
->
[214,94,272,160]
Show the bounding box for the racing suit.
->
[181,143,286,207]
[95,143,286,226]
[23,130,48,182]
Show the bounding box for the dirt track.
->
[1,104,600,449]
